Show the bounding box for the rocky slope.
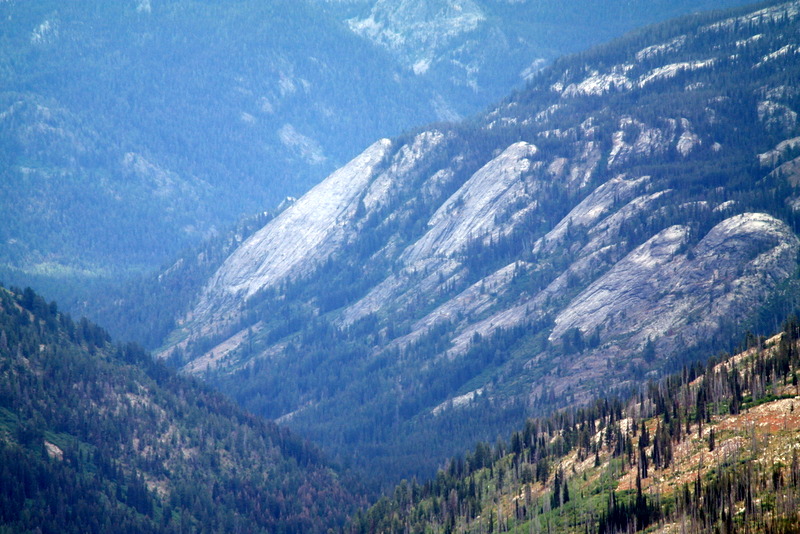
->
[2,0,754,310]
[164,0,800,483]
[192,138,394,322]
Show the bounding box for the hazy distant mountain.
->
[0,0,436,303]
[158,0,800,486]
[312,0,758,113]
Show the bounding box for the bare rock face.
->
[403,142,539,264]
[192,139,393,322]
[551,213,799,357]
[188,129,460,331]
[184,127,800,391]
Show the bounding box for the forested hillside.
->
[158,0,800,488]
[352,322,800,533]
[0,286,360,533]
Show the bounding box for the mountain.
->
[312,0,758,115]
[158,0,800,487]
[0,285,360,533]
[351,322,800,533]
[0,0,756,312]
[0,0,437,304]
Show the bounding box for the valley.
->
[158,0,800,486]
[2,0,800,532]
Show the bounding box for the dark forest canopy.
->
[0,285,361,533]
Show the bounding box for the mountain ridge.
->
[0,0,759,312]
[313,0,759,114]
[154,0,800,486]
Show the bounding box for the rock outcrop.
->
[193,139,392,321]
